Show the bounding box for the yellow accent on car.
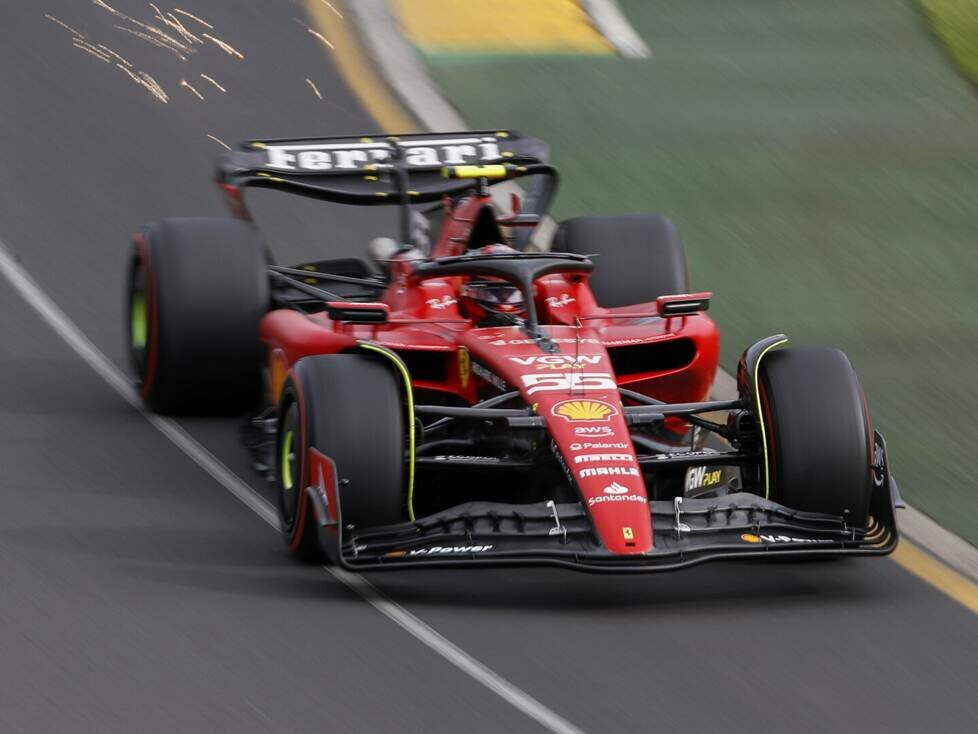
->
[755,338,788,499]
[457,347,470,389]
[358,343,417,521]
[442,164,507,180]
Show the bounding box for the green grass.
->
[423,1,978,543]
[919,0,978,85]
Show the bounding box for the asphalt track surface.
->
[1,3,977,732]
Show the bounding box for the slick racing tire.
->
[276,355,408,562]
[552,214,689,308]
[126,218,269,414]
[758,347,873,528]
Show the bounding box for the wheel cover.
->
[130,291,147,349]
[280,426,299,525]
[281,429,296,491]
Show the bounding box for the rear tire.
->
[276,355,407,562]
[758,347,873,527]
[126,218,269,414]
[552,214,688,308]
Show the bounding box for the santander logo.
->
[586,481,647,507]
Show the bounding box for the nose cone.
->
[573,464,652,554]
[459,327,655,554]
[545,397,653,554]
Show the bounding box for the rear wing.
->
[215,129,551,206]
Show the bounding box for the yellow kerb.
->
[391,0,613,55]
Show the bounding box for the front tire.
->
[758,347,873,527]
[276,354,408,562]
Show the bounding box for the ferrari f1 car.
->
[125,130,900,571]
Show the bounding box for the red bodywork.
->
[258,194,720,555]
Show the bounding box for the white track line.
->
[580,0,652,58]
[0,242,277,525]
[330,568,588,734]
[0,237,588,734]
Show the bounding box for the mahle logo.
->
[552,399,617,423]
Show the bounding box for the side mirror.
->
[326,301,389,324]
[656,292,712,317]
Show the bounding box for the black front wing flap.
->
[307,432,899,573]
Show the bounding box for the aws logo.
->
[574,426,614,437]
[551,399,618,423]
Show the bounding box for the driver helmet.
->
[459,245,526,324]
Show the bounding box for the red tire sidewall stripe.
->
[287,369,310,551]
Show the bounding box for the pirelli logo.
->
[573,454,632,464]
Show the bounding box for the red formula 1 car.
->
[125,130,899,571]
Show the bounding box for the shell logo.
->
[552,399,618,423]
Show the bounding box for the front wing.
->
[307,432,900,573]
